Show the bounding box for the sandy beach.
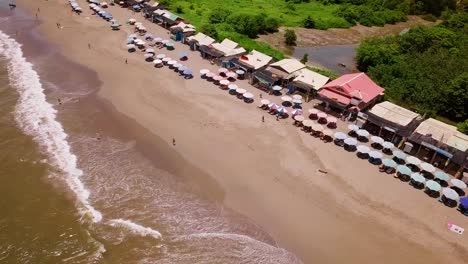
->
[14,0,468,263]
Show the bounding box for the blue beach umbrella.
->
[334,132,347,140]
[411,173,426,184]
[434,171,450,182]
[393,150,407,160]
[183,69,193,76]
[382,158,397,168]
[179,51,188,58]
[460,197,468,208]
[397,165,411,176]
[425,180,441,192]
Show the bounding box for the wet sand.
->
[15,1,468,263]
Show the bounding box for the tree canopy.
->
[356,12,468,132]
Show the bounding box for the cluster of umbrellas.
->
[308,109,337,128]
[89,3,113,21]
[200,69,253,102]
[333,128,468,211]
[149,54,193,78]
[69,0,82,13]
[281,95,303,109]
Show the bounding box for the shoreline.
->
[13,1,468,263]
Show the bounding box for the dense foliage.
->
[356,12,468,132]
[284,29,297,46]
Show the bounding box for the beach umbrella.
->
[243,93,254,99]
[303,120,314,127]
[334,132,347,140]
[356,129,370,138]
[393,150,407,160]
[229,84,239,90]
[165,42,174,48]
[382,142,395,150]
[308,109,320,115]
[292,99,302,105]
[90,0,99,4]
[292,94,303,100]
[322,129,333,137]
[397,165,412,176]
[200,69,210,75]
[369,151,383,160]
[411,173,426,184]
[146,48,155,54]
[260,99,270,105]
[370,136,384,144]
[278,107,288,114]
[213,75,223,81]
[226,72,237,78]
[183,69,193,76]
[312,124,323,132]
[450,179,467,190]
[382,158,397,168]
[144,33,153,39]
[357,145,370,154]
[294,115,305,122]
[434,171,450,182]
[161,39,169,44]
[179,51,187,58]
[128,18,136,23]
[206,72,215,78]
[153,59,162,65]
[317,112,327,119]
[143,53,154,58]
[344,138,357,146]
[460,197,468,208]
[420,162,436,173]
[173,63,182,69]
[326,117,337,123]
[218,68,228,73]
[292,109,303,116]
[272,85,282,91]
[178,66,188,73]
[281,96,292,102]
[442,188,460,201]
[128,34,137,39]
[126,44,136,49]
[219,80,230,86]
[236,69,245,75]
[425,180,441,192]
[162,57,171,62]
[126,37,135,44]
[268,103,279,110]
[348,124,359,131]
[236,88,247,94]
[406,156,421,166]
[154,37,163,43]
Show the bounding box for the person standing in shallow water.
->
[172,138,176,146]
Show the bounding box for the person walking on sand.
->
[259,93,262,99]
[262,116,265,123]
[125,59,128,64]
[172,138,176,146]
[88,43,91,49]
[276,115,279,121]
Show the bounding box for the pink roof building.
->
[318,73,384,110]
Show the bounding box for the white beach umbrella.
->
[154,37,163,43]
[383,141,395,150]
[292,109,303,116]
[200,69,210,75]
[167,60,177,65]
[357,145,370,154]
[281,96,292,102]
[126,44,136,49]
[317,112,328,119]
[334,132,347,140]
[129,18,136,23]
[369,151,383,159]
[312,124,324,132]
[220,80,230,86]
[303,120,314,127]
[218,68,228,73]
[146,48,155,54]
[236,69,245,75]
[420,162,436,173]
[268,103,280,110]
[348,124,359,131]
[206,72,216,78]
[370,136,384,144]
[326,117,337,123]
[162,57,171,62]
[153,59,163,64]
[308,108,320,115]
[213,75,223,81]
[226,72,237,78]
[173,63,182,69]
[236,88,246,94]
[272,85,282,91]
[229,84,239,90]
[243,93,254,99]
[442,187,460,201]
[450,179,467,190]
[322,129,333,137]
[161,39,170,44]
[344,138,357,146]
[292,94,303,100]
[260,99,270,105]
[143,53,154,58]
[356,129,370,138]
[292,99,302,104]
[294,115,305,122]
[406,156,421,166]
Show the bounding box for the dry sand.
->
[17,1,468,263]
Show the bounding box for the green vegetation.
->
[300,53,309,64]
[306,66,340,80]
[284,29,297,46]
[356,12,468,133]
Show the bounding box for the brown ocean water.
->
[0,5,301,264]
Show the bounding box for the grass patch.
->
[306,66,339,80]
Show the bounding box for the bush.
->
[303,16,316,29]
[200,24,218,40]
[226,14,280,38]
[457,120,468,134]
[209,8,231,24]
[300,53,309,64]
[175,6,183,14]
[284,29,297,46]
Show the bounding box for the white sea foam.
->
[0,30,102,223]
[108,219,162,240]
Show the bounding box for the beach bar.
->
[252,59,305,91]
[230,50,273,80]
[152,9,181,28]
[169,22,196,43]
[362,101,422,144]
[199,39,246,64]
[317,73,384,112]
[406,118,468,175]
[288,68,329,102]
[186,32,215,51]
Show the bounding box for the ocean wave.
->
[0,30,102,223]
[108,219,162,240]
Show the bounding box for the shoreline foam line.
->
[0,30,102,223]
[108,219,163,240]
